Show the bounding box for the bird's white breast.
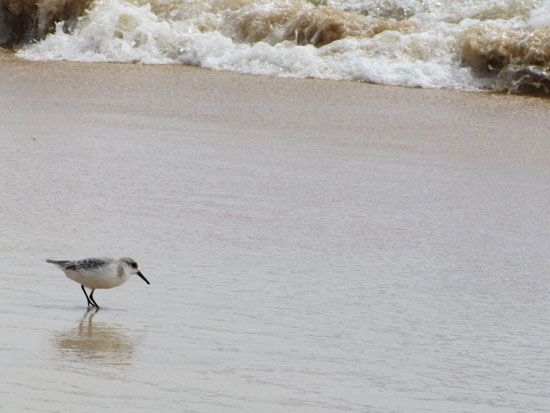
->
[64,262,130,289]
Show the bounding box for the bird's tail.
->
[46,259,70,268]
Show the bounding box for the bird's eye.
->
[131,263,138,269]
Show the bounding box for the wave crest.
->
[228,4,414,47]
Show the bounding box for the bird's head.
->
[120,257,150,284]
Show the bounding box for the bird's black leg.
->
[81,285,93,307]
[89,289,100,309]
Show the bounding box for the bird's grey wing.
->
[47,258,109,271]
[66,258,110,271]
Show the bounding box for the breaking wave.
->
[2,0,549,95]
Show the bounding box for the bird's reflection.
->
[53,309,137,365]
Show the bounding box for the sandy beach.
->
[1,52,550,411]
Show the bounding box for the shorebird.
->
[47,257,150,308]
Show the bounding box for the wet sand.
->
[1,52,550,412]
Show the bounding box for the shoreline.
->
[3,49,549,99]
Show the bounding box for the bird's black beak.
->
[137,271,150,285]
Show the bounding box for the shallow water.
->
[1,58,550,411]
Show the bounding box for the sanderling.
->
[47,257,150,308]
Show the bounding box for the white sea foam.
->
[530,0,550,27]
[14,0,550,92]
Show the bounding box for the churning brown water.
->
[1,54,550,411]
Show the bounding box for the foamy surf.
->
[3,0,549,94]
